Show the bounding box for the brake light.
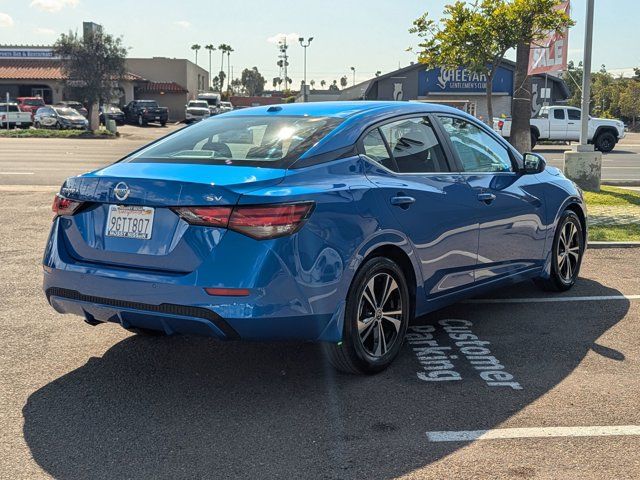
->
[171,206,232,227]
[229,203,314,239]
[172,202,314,239]
[52,194,84,217]
[498,120,504,130]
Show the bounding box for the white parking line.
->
[427,425,640,442]
[463,295,640,304]
[0,172,34,175]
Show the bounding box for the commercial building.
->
[0,46,209,121]
[338,60,570,120]
[125,58,209,121]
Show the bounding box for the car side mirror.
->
[522,152,546,174]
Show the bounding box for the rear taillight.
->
[52,194,84,217]
[171,206,232,227]
[498,120,504,130]
[172,202,314,239]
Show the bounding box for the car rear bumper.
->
[43,271,339,341]
[42,221,347,342]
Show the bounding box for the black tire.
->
[34,121,41,129]
[534,210,584,292]
[323,257,411,374]
[530,130,538,149]
[137,114,145,127]
[160,121,167,127]
[595,131,616,153]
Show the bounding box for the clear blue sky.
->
[1,0,638,84]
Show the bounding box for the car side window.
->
[362,128,395,171]
[379,117,449,173]
[438,116,513,173]
[567,109,581,121]
[553,109,565,120]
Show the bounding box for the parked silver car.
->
[34,106,88,129]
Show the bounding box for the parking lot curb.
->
[588,241,640,249]
[602,180,640,187]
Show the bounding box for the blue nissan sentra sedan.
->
[43,101,586,374]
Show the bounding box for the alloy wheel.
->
[557,221,581,283]
[357,272,404,357]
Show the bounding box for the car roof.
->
[223,101,475,160]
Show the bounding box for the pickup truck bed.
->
[0,103,33,128]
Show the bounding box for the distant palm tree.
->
[310,79,316,90]
[191,44,201,65]
[204,44,216,88]
[375,70,382,77]
[218,44,230,90]
[226,46,234,92]
[340,75,348,89]
[320,79,326,88]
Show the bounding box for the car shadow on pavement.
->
[23,278,629,479]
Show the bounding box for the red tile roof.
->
[137,81,188,93]
[0,59,143,81]
[0,60,63,79]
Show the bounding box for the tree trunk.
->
[485,73,494,125]
[510,41,533,153]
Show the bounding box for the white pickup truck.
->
[0,103,33,129]
[493,105,625,152]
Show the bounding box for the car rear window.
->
[24,99,45,106]
[55,108,78,116]
[125,115,343,168]
[138,101,158,108]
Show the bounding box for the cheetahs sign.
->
[528,1,570,75]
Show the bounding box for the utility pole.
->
[278,38,289,90]
[564,0,601,191]
[299,36,313,102]
[579,0,595,148]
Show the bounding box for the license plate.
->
[155,116,160,120]
[106,205,154,240]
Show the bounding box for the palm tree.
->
[320,79,326,89]
[204,44,216,88]
[218,44,230,90]
[226,46,234,93]
[310,79,316,90]
[375,70,381,77]
[340,75,348,89]
[191,44,201,65]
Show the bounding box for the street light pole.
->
[299,37,313,102]
[350,66,356,86]
[579,0,595,149]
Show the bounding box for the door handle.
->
[477,192,496,204]
[390,196,416,208]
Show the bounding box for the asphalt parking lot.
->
[1,200,639,479]
[1,130,639,479]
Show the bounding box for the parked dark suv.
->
[123,100,169,126]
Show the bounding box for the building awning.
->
[0,59,143,82]
[137,81,187,93]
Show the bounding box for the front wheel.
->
[595,131,616,153]
[324,257,411,374]
[137,114,145,127]
[534,210,584,292]
[160,120,167,127]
